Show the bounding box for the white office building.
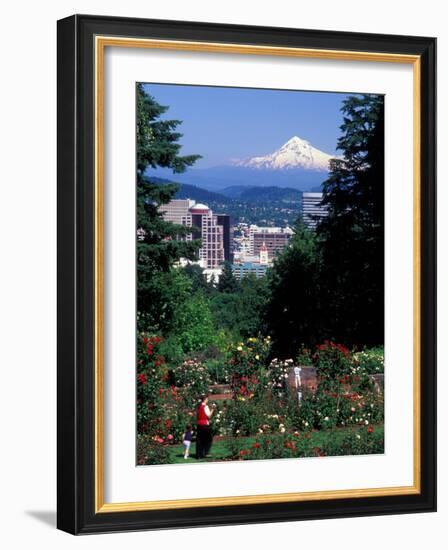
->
[302,192,328,230]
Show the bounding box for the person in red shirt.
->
[196,395,215,459]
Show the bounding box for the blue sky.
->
[142,83,351,169]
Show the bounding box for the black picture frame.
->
[57,14,436,535]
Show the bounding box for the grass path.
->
[168,437,234,463]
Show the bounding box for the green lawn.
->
[167,425,384,464]
[168,437,233,464]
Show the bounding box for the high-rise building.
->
[216,214,233,262]
[302,192,328,230]
[190,203,224,269]
[159,198,195,225]
[159,198,194,241]
[160,199,230,269]
[249,226,293,257]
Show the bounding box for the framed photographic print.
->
[57,14,436,534]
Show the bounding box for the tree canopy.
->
[136,84,202,330]
[264,220,322,357]
[135,88,385,358]
[317,94,384,346]
[263,94,384,352]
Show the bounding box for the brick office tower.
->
[249,226,293,257]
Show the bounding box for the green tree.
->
[136,84,202,328]
[264,220,322,357]
[137,83,201,178]
[181,263,214,296]
[137,269,193,334]
[217,261,239,293]
[238,274,270,336]
[209,293,242,339]
[211,273,269,339]
[171,293,216,354]
[318,94,384,346]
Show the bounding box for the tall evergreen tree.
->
[217,261,239,293]
[181,264,214,296]
[318,94,384,346]
[136,84,202,329]
[264,220,322,357]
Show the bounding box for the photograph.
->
[54,11,436,535]
[136,82,385,466]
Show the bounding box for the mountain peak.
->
[233,136,334,171]
[284,135,309,146]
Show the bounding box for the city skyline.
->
[158,194,327,282]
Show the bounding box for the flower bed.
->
[226,425,384,461]
[136,334,385,464]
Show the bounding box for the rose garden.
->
[137,335,384,465]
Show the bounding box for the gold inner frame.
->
[94,36,421,513]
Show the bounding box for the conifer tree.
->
[136,84,202,328]
[265,220,321,356]
[217,261,239,293]
[318,94,384,345]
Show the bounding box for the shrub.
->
[313,341,352,391]
[321,426,384,456]
[137,435,171,465]
[225,435,249,459]
[223,399,266,437]
[284,387,383,431]
[228,336,271,397]
[337,392,384,427]
[226,433,316,461]
[353,346,384,374]
[212,404,232,436]
[171,358,211,407]
[137,334,169,434]
[296,344,313,366]
[139,385,192,443]
[229,336,271,378]
[266,358,293,397]
[157,335,185,366]
[291,394,315,431]
[225,427,384,461]
[137,334,207,442]
[311,393,340,429]
[313,341,376,403]
[206,358,231,385]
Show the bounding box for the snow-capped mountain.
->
[150,136,336,192]
[233,136,334,171]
